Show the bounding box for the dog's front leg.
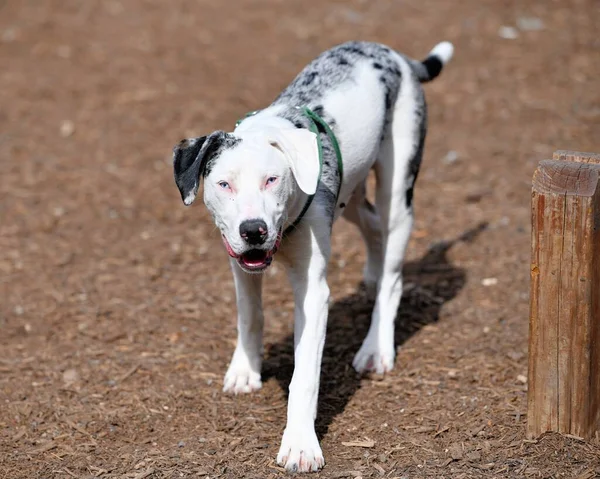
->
[223,259,264,394]
[277,226,330,473]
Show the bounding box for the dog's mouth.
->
[238,249,273,271]
[222,234,282,273]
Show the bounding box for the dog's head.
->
[173,127,319,273]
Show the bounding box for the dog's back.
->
[269,41,453,216]
[273,40,453,132]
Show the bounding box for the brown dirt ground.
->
[1,0,600,478]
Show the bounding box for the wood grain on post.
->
[553,150,600,164]
[528,156,600,440]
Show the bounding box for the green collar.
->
[235,106,343,238]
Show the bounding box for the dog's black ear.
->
[172,132,223,205]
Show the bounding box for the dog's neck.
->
[284,183,309,233]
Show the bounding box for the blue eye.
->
[266,176,278,186]
[218,181,230,190]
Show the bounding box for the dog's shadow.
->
[262,222,487,437]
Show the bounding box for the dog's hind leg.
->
[353,77,425,375]
[223,260,264,393]
[343,181,383,297]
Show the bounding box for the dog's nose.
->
[239,219,268,245]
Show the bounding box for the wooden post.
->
[528,151,600,440]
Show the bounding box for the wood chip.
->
[268,464,287,473]
[66,420,97,444]
[469,424,486,437]
[466,451,481,462]
[12,428,26,441]
[413,426,436,433]
[342,439,375,448]
[29,441,57,454]
[62,368,79,385]
[60,120,75,137]
[576,470,597,479]
[331,471,363,478]
[373,463,385,476]
[118,365,139,383]
[448,443,463,460]
[133,469,155,479]
[229,437,243,447]
[89,466,110,475]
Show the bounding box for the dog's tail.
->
[411,41,454,83]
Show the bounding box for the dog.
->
[172,40,454,473]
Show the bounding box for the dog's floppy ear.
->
[173,131,223,205]
[268,128,320,195]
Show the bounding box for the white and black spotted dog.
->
[172,40,454,473]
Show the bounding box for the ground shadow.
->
[262,222,488,437]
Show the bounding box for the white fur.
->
[430,41,454,65]
[319,62,388,215]
[184,191,196,206]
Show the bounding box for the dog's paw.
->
[352,340,395,375]
[277,428,324,473]
[223,368,262,394]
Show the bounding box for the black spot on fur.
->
[422,56,443,80]
[385,66,401,77]
[339,203,346,208]
[339,44,367,57]
[404,93,427,208]
[303,71,318,86]
[338,57,349,65]
[203,133,241,177]
[294,121,304,129]
[384,90,393,110]
[373,62,383,70]
[405,186,414,208]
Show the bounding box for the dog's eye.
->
[265,176,278,186]
[218,181,230,190]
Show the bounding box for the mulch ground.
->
[1,0,599,478]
